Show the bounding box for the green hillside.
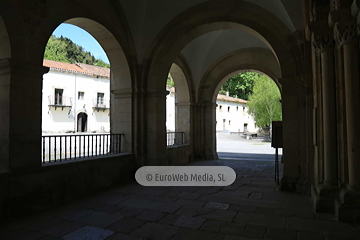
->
[44,35,110,68]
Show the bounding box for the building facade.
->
[216,94,257,133]
[42,60,110,133]
[43,62,256,134]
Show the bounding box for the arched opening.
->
[142,1,297,168]
[166,60,193,146]
[214,71,283,162]
[41,18,132,163]
[197,47,282,161]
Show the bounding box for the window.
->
[54,88,63,105]
[236,106,239,111]
[228,106,230,112]
[229,120,231,125]
[78,91,84,100]
[243,107,246,117]
[244,123,248,132]
[97,92,105,105]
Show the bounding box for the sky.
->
[53,23,110,64]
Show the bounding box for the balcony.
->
[48,95,72,110]
[93,98,110,111]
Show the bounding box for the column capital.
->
[312,32,334,52]
[334,19,358,46]
[146,88,169,98]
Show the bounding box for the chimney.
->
[226,91,229,97]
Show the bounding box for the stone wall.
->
[167,144,193,166]
[0,154,136,220]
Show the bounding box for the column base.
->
[280,176,298,192]
[311,184,338,214]
[336,188,360,222]
[296,178,312,195]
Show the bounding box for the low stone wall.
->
[167,144,193,165]
[0,153,136,220]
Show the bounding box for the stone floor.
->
[2,159,360,240]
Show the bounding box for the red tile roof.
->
[43,59,110,78]
[217,94,248,104]
[76,63,110,78]
[43,59,91,75]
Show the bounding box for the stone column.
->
[0,59,48,171]
[192,103,203,160]
[280,77,301,191]
[203,102,218,160]
[332,15,360,222]
[334,21,360,189]
[175,102,191,144]
[313,33,338,188]
[145,88,168,165]
[111,88,134,153]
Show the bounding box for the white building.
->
[166,85,176,131]
[42,60,258,134]
[216,93,258,133]
[42,60,110,133]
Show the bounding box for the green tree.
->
[167,74,174,87]
[44,35,110,68]
[219,72,260,100]
[43,35,70,63]
[248,75,282,127]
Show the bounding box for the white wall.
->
[166,90,176,131]
[215,100,258,133]
[42,70,257,134]
[42,70,110,133]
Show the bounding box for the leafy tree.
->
[167,74,174,87]
[44,35,110,68]
[43,35,70,63]
[248,75,282,128]
[219,72,260,100]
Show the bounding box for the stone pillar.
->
[192,102,217,161]
[145,88,168,165]
[0,59,48,171]
[297,75,315,194]
[334,20,359,189]
[333,18,360,221]
[192,103,203,160]
[111,89,133,153]
[280,77,301,191]
[311,30,338,213]
[175,102,191,144]
[203,102,217,160]
[313,33,338,188]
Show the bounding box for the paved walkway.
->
[2,159,360,240]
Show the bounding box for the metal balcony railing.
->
[167,132,185,146]
[48,95,73,108]
[93,98,110,110]
[41,133,123,164]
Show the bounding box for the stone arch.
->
[141,0,297,164]
[198,48,282,104]
[144,0,296,90]
[197,47,282,160]
[169,55,195,144]
[32,6,136,153]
